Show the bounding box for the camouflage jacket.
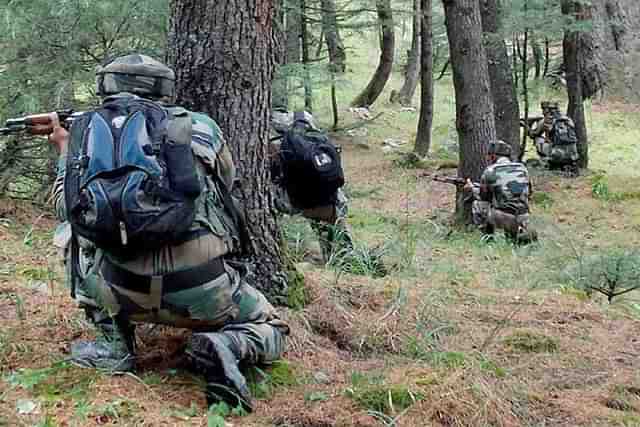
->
[479,157,531,215]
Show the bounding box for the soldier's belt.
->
[102,257,226,294]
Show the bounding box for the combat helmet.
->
[96,54,175,99]
[488,140,512,158]
[541,100,560,113]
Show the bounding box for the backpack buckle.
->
[73,155,89,170]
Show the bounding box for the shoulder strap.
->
[212,167,252,256]
[166,107,192,146]
[69,233,80,299]
[293,111,307,123]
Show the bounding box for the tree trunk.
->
[272,0,289,108]
[512,34,519,89]
[301,0,313,111]
[480,0,520,157]
[519,30,530,162]
[286,0,303,64]
[351,0,395,107]
[590,0,639,101]
[543,37,550,77]
[442,0,495,224]
[414,0,433,156]
[167,0,287,302]
[321,0,346,73]
[576,5,605,100]
[562,0,589,169]
[395,0,421,106]
[532,35,542,79]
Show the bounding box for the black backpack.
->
[279,113,344,209]
[551,116,578,146]
[64,96,201,253]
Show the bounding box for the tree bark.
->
[442,0,495,224]
[590,0,638,101]
[480,0,520,158]
[272,0,289,108]
[562,0,589,169]
[320,0,346,73]
[414,0,433,156]
[532,35,542,79]
[286,0,303,64]
[576,6,605,100]
[167,0,287,302]
[301,0,313,111]
[395,0,421,106]
[543,37,550,77]
[519,31,530,162]
[351,0,395,107]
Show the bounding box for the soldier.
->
[465,140,536,243]
[528,101,579,172]
[49,54,288,411]
[269,108,353,261]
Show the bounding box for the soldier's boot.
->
[186,332,253,412]
[70,312,135,373]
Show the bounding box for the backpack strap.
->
[212,166,252,256]
[293,111,314,130]
[69,233,80,299]
[293,111,307,124]
[166,107,192,146]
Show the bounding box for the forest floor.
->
[2,96,640,426]
[3,35,640,426]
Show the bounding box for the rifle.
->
[519,115,543,128]
[430,175,467,186]
[0,110,82,136]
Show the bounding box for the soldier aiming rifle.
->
[426,141,537,245]
[521,101,579,173]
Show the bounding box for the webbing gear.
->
[102,257,226,294]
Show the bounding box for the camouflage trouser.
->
[535,138,579,169]
[472,201,530,237]
[55,224,288,365]
[535,137,551,158]
[274,185,353,260]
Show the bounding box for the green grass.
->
[345,371,423,415]
[503,330,559,353]
[246,360,298,400]
[5,362,100,405]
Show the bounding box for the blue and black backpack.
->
[64,96,201,254]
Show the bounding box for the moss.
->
[346,383,423,414]
[503,330,558,353]
[478,358,507,378]
[269,360,298,388]
[428,351,467,369]
[530,192,554,209]
[246,360,298,399]
[286,266,309,310]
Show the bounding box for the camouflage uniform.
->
[270,110,353,260]
[529,102,579,169]
[471,143,533,239]
[52,55,288,410]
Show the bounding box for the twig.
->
[331,112,385,133]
